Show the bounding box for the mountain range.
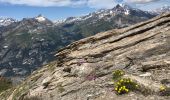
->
[154,6,170,14]
[0,11,170,100]
[0,4,165,79]
[0,18,16,27]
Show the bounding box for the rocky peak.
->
[35,14,47,22]
[33,14,53,25]
[111,4,131,15]
[115,4,122,8]
[113,4,130,10]
[2,13,170,100]
[0,17,16,27]
[17,15,53,27]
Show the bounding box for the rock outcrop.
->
[1,13,170,100]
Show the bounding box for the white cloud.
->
[124,0,160,4]
[0,0,161,8]
[87,0,117,9]
[0,0,87,7]
[0,0,118,8]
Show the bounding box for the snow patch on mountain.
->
[0,17,16,26]
[35,15,46,22]
[53,4,157,27]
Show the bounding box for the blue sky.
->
[0,4,95,20]
[0,0,169,20]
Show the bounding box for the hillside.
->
[0,5,157,78]
[1,12,170,100]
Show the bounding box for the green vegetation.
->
[16,33,33,49]
[159,85,170,96]
[112,70,139,95]
[0,77,12,93]
[114,78,139,95]
[13,85,30,100]
[112,69,125,80]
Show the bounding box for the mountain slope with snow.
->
[55,4,157,26]
[154,6,170,14]
[0,18,16,27]
[54,4,157,38]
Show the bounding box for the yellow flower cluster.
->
[114,78,139,95]
[160,85,166,91]
[115,85,129,94]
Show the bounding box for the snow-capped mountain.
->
[53,19,66,25]
[54,4,157,25]
[35,15,46,22]
[154,6,170,14]
[0,17,16,27]
[34,14,53,25]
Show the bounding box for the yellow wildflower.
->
[120,79,123,82]
[117,82,120,85]
[160,85,166,91]
[125,89,129,92]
